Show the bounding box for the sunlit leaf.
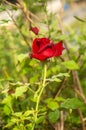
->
[47,101,59,110]
[63,60,79,70]
[24,110,34,117]
[17,53,28,62]
[13,86,28,98]
[55,97,65,102]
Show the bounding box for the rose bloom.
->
[30,38,64,61]
[30,26,39,35]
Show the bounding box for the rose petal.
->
[32,38,41,53]
[41,38,50,46]
[38,45,55,58]
[32,38,50,54]
[38,43,53,53]
[31,53,47,61]
[54,41,64,56]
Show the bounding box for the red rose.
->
[30,26,39,35]
[30,38,64,61]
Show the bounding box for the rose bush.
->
[30,38,64,61]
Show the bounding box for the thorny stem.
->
[32,64,47,130]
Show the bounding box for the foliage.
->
[0,0,86,130]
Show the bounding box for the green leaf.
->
[30,76,38,84]
[26,123,32,130]
[2,96,12,108]
[47,101,59,110]
[13,127,20,130]
[31,93,38,102]
[9,81,24,86]
[29,60,39,67]
[36,116,45,124]
[52,73,70,79]
[55,73,70,77]
[3,122,15,128]
[63,60,79,70]
[12,112,22,117]
[17,53,28,62]
[44,98,53,104]
[55,97,65,102]
[10,117,19,124]
[47,73,70,83]
[3,105,11,115]
[24,110,34,117]
[46,78,61,82]
[61,98,83,109]
[13,86,28,98]
[48,110,60,123]
[3,118,19,128]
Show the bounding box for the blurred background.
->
[0,0,86,82]
[0,1,86,130]
[0,0,86,79]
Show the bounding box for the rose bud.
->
[30,26,39,35]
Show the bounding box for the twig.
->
[54,102,64,130]
[78,108,85,130]
[4,0,40,22]
[16,0,33,24]
[5,9,29,46]
[54,123,60,130]
[54,76,68,98]
[29,10,40,21]
[60,111,64,130]
[72,71,86,104]
[83,118,86,122]
[72,72,86,130]
[74,88,86,105]
[72,69,86,130]
[3,0,17,7]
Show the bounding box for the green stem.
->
[32,64,47,130]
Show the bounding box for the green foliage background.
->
[0,0,86,130]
